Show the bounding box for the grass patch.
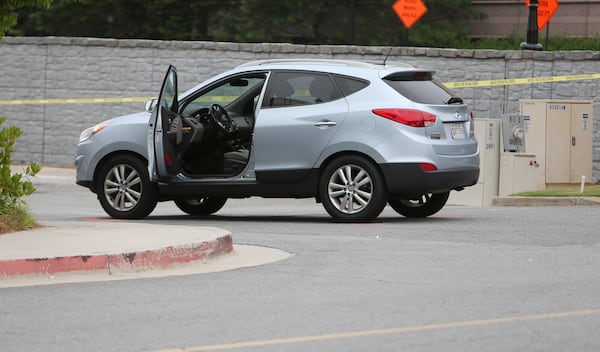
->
[514,185,600,197]
[0,205,36,234]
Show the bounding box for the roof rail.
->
[236,58,415,70]
[236,59,380,69]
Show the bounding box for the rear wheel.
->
[319,155,387,222]
[174,196,227,215]
[97,155,158,219]
[388,192,450,218]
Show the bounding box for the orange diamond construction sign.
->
[393,0,428,29]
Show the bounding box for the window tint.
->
[333,75,369,96]
[384,73,457,105]
[263,72,342,108]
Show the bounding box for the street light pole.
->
[520,0,543,50]
[348,0,355,44]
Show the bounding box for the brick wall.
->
[1,36,599,182]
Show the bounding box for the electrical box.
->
[498,153,538,196]
[449,118,500,206]
[520,99,593,189]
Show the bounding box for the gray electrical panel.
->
[501,114,527,152]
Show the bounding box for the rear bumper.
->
[380,163,479,196]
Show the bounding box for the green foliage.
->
[0,0,51,38]
[9,0,483,46]
[7,1,600,50]
[10,0,222,40]
[405,0,486,48]
[0,117,41,215]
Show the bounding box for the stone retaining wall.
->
[1,36,599,182]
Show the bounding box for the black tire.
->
[388,192,450,218]
[174,196,227,215]
[319,155,387,222]
[96,155,158,219]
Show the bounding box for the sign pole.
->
[545,22,550,50]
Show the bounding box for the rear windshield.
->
[383,72,458,105]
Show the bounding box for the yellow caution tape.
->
[1,73,599,105]
[444,73,600,88]
[0,97,153,105]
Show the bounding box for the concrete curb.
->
[492,196,600,206]
[0,235,233,277]
[0,221,234,278]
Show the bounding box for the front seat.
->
[223,149,249,175]
[268,80,295,107]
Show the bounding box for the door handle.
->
[572,136,576,146]
[314,121,337,127]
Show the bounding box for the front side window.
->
[182,74,266,115]
[262,71,342,108]
[159,66,178,113]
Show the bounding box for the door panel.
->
[147,65,179,180]
[253,71,349,181]
[253,100,348,178]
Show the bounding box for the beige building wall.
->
[469,0,600,38]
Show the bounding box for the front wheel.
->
[388,192,450,218]
[319,155,387,222]
[174,196,227,216]
[97,155,158,219]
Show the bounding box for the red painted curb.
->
[0,234,233,277]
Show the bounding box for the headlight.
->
[79,122,108,143]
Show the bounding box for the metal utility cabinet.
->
[449,118,500,205]
[520,99,593,189]
[498,114,538,196]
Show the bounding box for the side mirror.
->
[145,98,158,112]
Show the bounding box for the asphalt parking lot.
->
[1,167,599,352]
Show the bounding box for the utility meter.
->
[502,114,527,152]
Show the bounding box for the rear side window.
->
[384,71,457,105]
[262,71,342,108]
[333,75,369,96]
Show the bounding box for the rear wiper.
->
[446,97,463,105]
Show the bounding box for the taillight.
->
[419,163,438,172]
[372,109,436,128]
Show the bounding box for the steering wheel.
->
[209,104,237,134]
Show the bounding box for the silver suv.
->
[75,59,479,222]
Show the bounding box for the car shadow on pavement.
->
[125,214,465,224]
